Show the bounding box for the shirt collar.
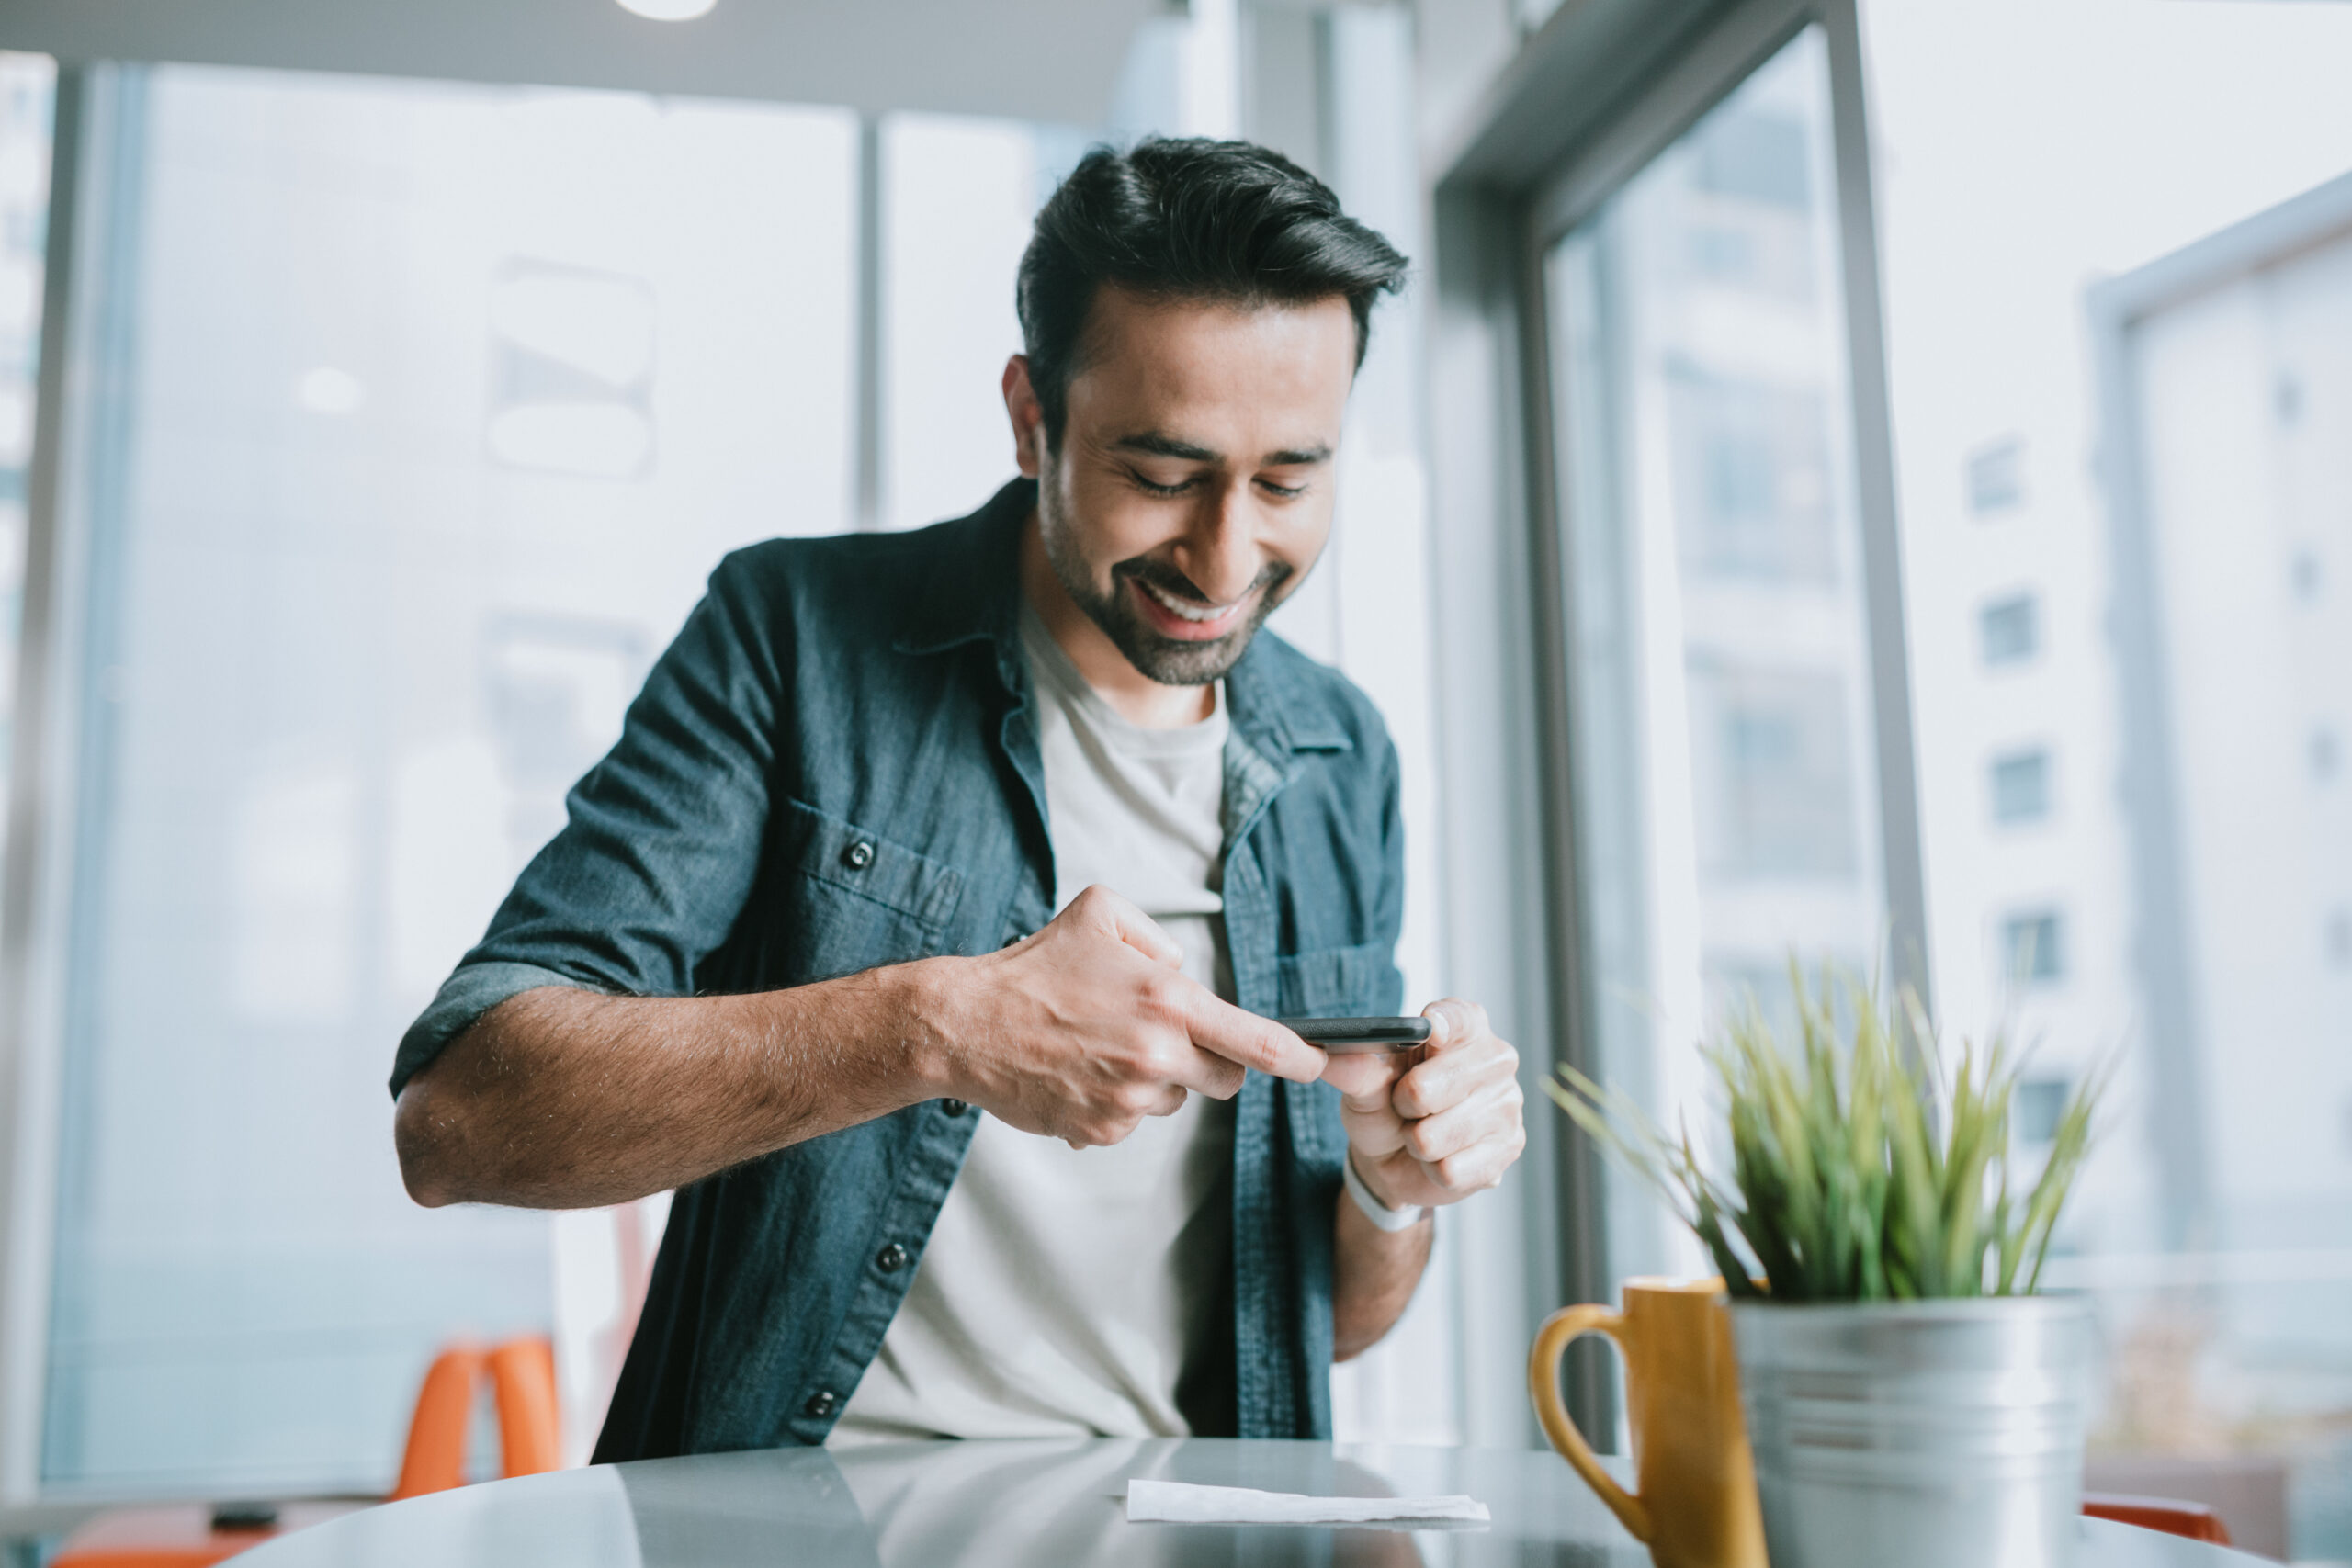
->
[889,477,1034,667]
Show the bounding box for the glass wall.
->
[41,64,855,1495]
[1544,27,1884,1285]
[1860,0,2352,1554]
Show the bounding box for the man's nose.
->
[1172,482,1266,604]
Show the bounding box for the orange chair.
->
[2084,1492,2233,1546]
[390,1337,561,1499]
[54,1335,560,1568]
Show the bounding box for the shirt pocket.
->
[1274,941,1405,1018]
[779,798,965,977]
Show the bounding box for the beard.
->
[1035,487,1295,687]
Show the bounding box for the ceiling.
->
[0,0,1171,123]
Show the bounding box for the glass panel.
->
[1544,26,1882,1282]
[1860,0,2352,1551]
[44,64,854,1495]
[0,53,55,881]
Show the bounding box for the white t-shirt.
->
[828,604,1234,1445]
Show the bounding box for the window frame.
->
[2,62,108,1516]
[1426,0,1922,1445]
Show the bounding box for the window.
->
[1681,105,1818,303]
[1690,664,1860,877]
[2002,910,2064,986]
[2290,547,2322,603]
[1668,371,1837,582]
[1979,592,2039,665]
[1466,0,2352,1545]
[1990,748,2051,824]
[2276,371,2304,427]
[1541,25,1885,1285]
[1978,15,2352,1543]
[1692,107,1813,210]
[32,64,855,1496]
[2017,1077,2071,1146]
[1966,435,2025,515]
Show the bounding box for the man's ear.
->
[1002,355,1046,479]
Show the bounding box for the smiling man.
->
[390,139,1527,1459]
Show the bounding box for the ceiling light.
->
[616,0,717,19]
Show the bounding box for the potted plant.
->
[1549,967,2106,1568]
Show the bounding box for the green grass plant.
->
[1546,964,2104,1302]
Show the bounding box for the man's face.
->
[1008,287,1357,685]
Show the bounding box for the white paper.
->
[1125,1479,1490,1525]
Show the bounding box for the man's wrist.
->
[1344,1150,1429,1232]
[874,954,968,1104]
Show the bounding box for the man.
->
[392,138,1527,1460]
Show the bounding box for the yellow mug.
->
[1528,1277,1766,1568]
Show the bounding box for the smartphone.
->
[1277,1016,1433,1053]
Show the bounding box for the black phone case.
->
[1276,1016,1433,1052]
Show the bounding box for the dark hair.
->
[1016,137,1408,445]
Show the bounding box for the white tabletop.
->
[231,1438,2264,1567]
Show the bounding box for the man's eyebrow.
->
[1106,433,1334,467]
[1110,433,1219,462]
[1101,432,1326,469]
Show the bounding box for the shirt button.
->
[803,1390,839,1419]
[942,1099,969,1117]
[876,1243,910,1272]
[842,840,875,871]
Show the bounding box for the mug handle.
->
[1528,1304,1654,1544]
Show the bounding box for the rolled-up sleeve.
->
[390,548,787,1096]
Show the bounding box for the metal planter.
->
[1729,1297,2093,1568]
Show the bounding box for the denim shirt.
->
[390,479,1406,1460]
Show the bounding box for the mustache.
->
[1112,555,1294,608]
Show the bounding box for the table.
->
[231,1438,2265,1566]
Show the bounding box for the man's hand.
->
[922,885,1326,1148]
[1317,998,1526,1211]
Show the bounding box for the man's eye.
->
[1258,478,1308,500]
[1132,471,1194,498]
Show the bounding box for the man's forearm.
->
[1330,1183,1432,1361]
[395,964,956,1210]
